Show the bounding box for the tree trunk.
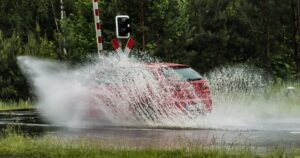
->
[140,0,145,51]
[60,0,67,55]
[51,2,59,32]
[263,0,271,76]
[292,0,300,78]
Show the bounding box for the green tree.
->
[0,31,31,101]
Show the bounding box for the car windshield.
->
[91,66,155,84]
[162,67,202,81]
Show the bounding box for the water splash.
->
[204,65,300,131]
[18,54,300,131]
[18,53,205,128]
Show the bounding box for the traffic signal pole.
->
[92,0,103,58]
[112,15,135,55]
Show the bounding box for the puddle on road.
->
[1,109,300,148]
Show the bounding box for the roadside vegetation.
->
[1,0,300,102]
[0,101,33,111]
[0,128,298,158]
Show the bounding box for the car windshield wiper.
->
[187,78,202,81]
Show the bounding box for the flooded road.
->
[1,109,300,148]
[57,126,300,148]
[0,109,58,134]
[15,55,300,149]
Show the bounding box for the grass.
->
[0,101,33,111]
[0,128,298,158]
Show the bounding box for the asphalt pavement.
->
[1,109,300,148]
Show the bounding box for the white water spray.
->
[18,53,205,128]
[18,54,300,130]
[204,65,300,131]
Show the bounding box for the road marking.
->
[290,132,300,134]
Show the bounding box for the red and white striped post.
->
[124,38,135,55]
[112,37,135,55]
[111,38,123,54]
[92,0,103,58]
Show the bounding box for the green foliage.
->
[0,101,32,111]
[57,1,96,62]
[0,31,28,101]
[0,0,299,101]
[0,29,56,101]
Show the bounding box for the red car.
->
[87,62,212,122]
[144,63,212,114]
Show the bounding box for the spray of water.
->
[18,53,205,128]
[18,54,300,130]
[204,65,300,131]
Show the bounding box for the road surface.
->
[0,109,300,148]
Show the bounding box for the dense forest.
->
[1,0,300,101]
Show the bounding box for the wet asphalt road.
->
[1,109,300,148]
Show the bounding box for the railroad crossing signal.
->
[113,15,135,55]
[115,15,131,39]
[112,37,135,55]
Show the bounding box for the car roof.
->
[145,62,188,68]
